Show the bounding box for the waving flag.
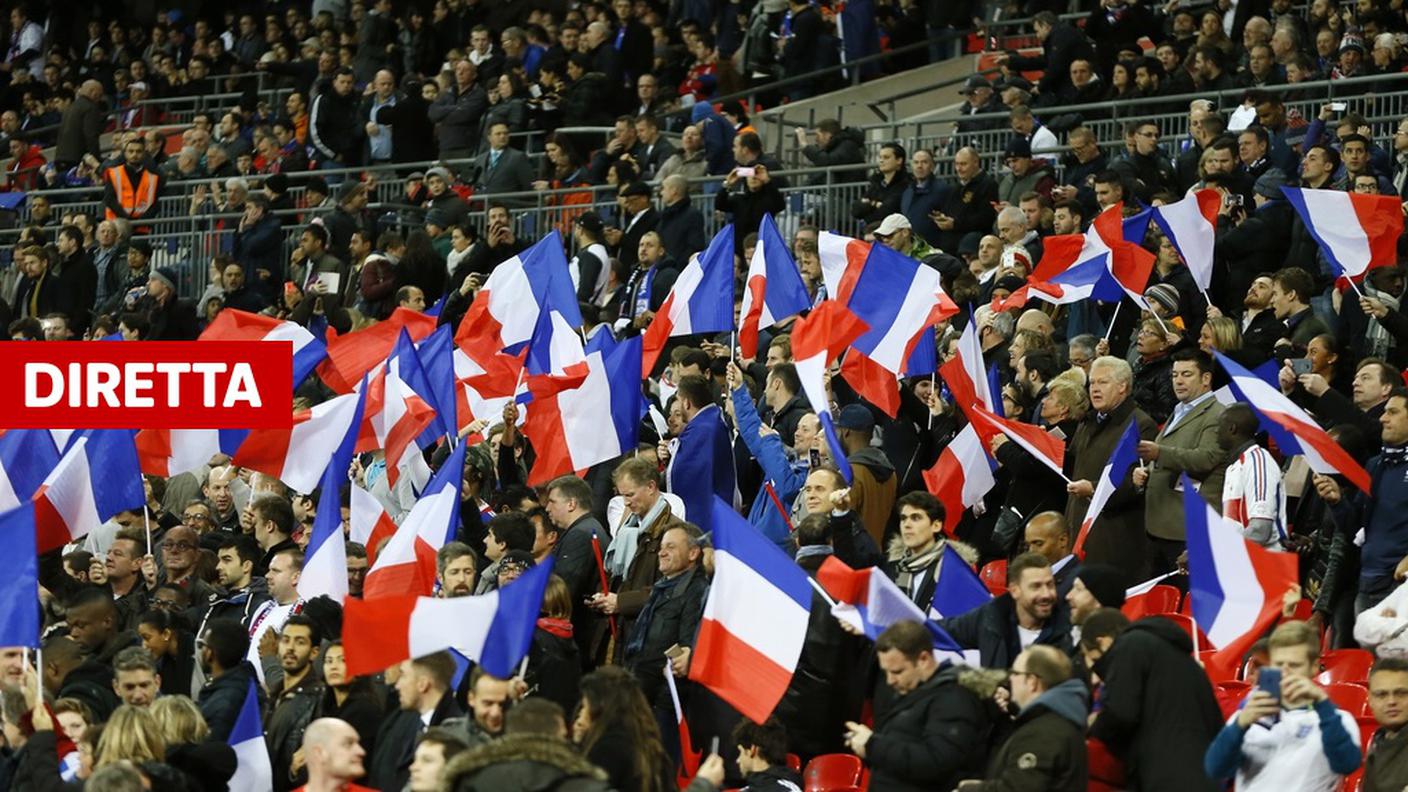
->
[1074,421,1141,558]
[966,403,1067,479]
[1086,203,1156,307]
[356,330,437,489]
[690,499,812,723]
[134,429,247,478]
[641,225,737,375]
[1216,352,1371,493]
[298,382,366,604]
[928,543,992,618]
[463,231,585,377]
[33,430,145,553]
[227,680,272,792]
[739,215,811,359]
[0,430,59,510]
[415,326,460,442]
[815,555,970,662]
[818,231,868,303]
[1152,189,1221,292]
[792,302,869,484]
[350,482,398,564]
[343,556,554,678]
[200,308,327,387]
[1281,187,1403,281]
[846,243,959,374]
[0,503,39,647]
[667,404,735,535]
[234,391,364,493]
[840,352,901,418]
[923,424,995,536]
[318,308,438,393]
[523,335,644,485]
[1184,476,1298,679]
[363,442,465,599]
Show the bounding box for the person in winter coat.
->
[1000,13,1094,104]
[1085,611,1223,792]
[195,620,266,743]
[690,102,737,176]
[308,68,363,167]
[231,195,283,301]
[429,60,489,160]
[798,120,867,185]
[996,138,1055,206]
[835,404,897,547]
[374,77,437,165]
[527,576,584,716]
[444,733,614,791]
[843,620,991,792]
[851,142,913,225]
[965,646,1088,791]
[938,553,1074,669]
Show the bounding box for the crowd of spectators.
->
[8,1,1408,792]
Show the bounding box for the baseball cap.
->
[875,213,912,237]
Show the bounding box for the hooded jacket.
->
[443,734,613,791]
[971,679,1089,791]
[866,665,993,792]
[800,127,866,184]
[848,446,897,548]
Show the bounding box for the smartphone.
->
[809,448,821,467]
[1225,193,1243,208]
[1291,358,1312,376]
[1256,666,1282,704]
[1329,101,1347,112]
[735,166,756,178]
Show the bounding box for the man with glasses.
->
[1112,121,1176,203]
[158,525,218,608]
[1363,658,1408,791]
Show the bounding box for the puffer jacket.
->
[866,665,996,792]
[442,734,614,792]
[970,679,1089,792]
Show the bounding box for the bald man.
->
[302,718,371,792]
[1024,512,1079,597]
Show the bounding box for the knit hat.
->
[1076,564,1128,608]
[1143,283,1180,317]
[129,239,153,259]
[264,173,289,194]
[149,266,179,292]
[836,404,875,432]
[425,166,452,184]
[425,208,453,230]
[1253,169,1288,200]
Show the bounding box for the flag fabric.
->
[846,243,959,374]
[523,336,645,485]
[200,308,327,387]
[415,326,460,442]
[1215,352,1371,493]
[690,499,812,723]
[738,214,811,359]
[923,423,996,536]
[1087,203,1156,306]
[1280,187,1403,281]
[1183,476,1298,679]
[356,331,437,489]
[641,225,737,374]
[791,302,869,484]
[927,543,992,618]
[666,405,735,535]
[1073,422,1141,558]
[297,382,366,604]
[664,665,702,783]
[1006,234,1126,309]
[0,430,59,510]
[350,482,398,565]
[227,679,273,792]
[817,231,868,303]
[1151,189,1221,292]
[317,308,439,393]
[0,503,39,648]
[343,557,554,678]
[33,430,145,553]
[363,442,465,599]
[966,403,1067,479]
[814,555,967,653]
[839,351,900,418]
[233,391,364,494]
[1121,571,1180,619]
[134,429,248,478]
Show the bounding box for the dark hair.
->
[731,717,790,766]
[737,131,763,156]
[1358,357,1403,388]
[875,620,932,660]
[301,223,329,248]
[795,513,832,547]
[895,490,945,524]
[1307,143,1341,171]
[411,650,456,691]
[282,613,322,645]
[201,618,251,669]
[334,66,354,79]
[250,494,294,538]
[674,374,712,411]
[767,363,801,396]
[578,667,671,792]
[217,534,261,567]
[505,697,566,736]
[1370,656,1408,679]
[1021,351,1061,382]
[1239,125,1270,147]
[880,141,906,163]
[1078,608,1130,650]
[547,475,593,512]
[417,726,469,760]
[1222,402,1259,437]
[1171,347,1214,375]
[1272,266,1315,304]
[488,512,536,553]
[1007,551,1051,585]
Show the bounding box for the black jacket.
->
[1006,23,1093,100]
[936,172,999,253]
[714,156,787,257]
[266,673,324,792]
[444,734,614,791]
[232,214,284,296]
[617,207,661,269]
[801,127,868,185]
[972,679,1089,792]
[867,665,991,792]
[374,90,437,164]
[59,658,122,722]
[147,296,200,341]
[308,85,362,165]
[937,593,1074,669]
[198,662,265,742]
[622,564,708,706]
[852,170,913,225]
[52,250,98,335]
[1088,618,1222,792]
[368,691,462,792]
[657,199,707,264]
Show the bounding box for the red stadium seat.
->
[1143,584,1183,614]
[1214,680,1252,718]
[1202,651,1239,682]
[786,754,801,772]
[1325,683,1370,717]
[1357,716,1379,754]
[1155,613,1211,649]
[979,560,1008,596]
[1087,737,1126,790]
[803,754,864,792]
[1317,649,1375,685]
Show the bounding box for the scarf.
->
[795,545,834,562]
[893,542,944,596]
[605,497,669,579]
[624,570,686,658]
[1381,445,1408,466]
[1365,285,1401,360]
[536,617,573,639]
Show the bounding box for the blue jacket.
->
[1360,450,1408,585]
[731,384,806,547]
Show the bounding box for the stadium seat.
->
[1200,650,1239,682]
[1325,683,1370,717]
[1143,584,1182,614]
[979,560,1008,596]
[1087,737,1126,790]
[1357,716,1379,753]
[786,754,801,772]
[1154,613,1210,649]
[1214,680,1251,718]
[803,754,863,792]
[1317,649,1375,685]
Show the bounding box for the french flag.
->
[233,390,365,494]
[739,214,811,360]
[0,503,39,648]
[927,543,992,619]
[200,308,327,387]
[1121,571,1180,620]
[1151,189,1221,293]
[362,442,465,599]
[1281,187,1404,281]
[452,344,517,435]
[817,231,868,303]
[690,499,812,723]
[414,326,461,442]
[298,384,366,604]
[1216,352,1371,493]
[999,235,1123,310]
[1086,203,1156,307]
[839,351,901,419]
[641,225,736,375]
[1183,475,1298,679]
[815,555,968,657]
[342,556,554,678]
[966,403,1067,479]
[356,330,437,490]
[227,679,273,792]
[522,335,644,486]
[319,308,439,393]
[923,424,996,538]
[0,430,59,510]
[134,429,247,478]
[846,243,959,374]
[350,482,397,564]
[1073,422,1140,558]
[33,430,145,553]
[791,302,869,483]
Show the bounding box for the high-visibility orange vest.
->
[104,165,159,221]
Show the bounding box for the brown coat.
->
[1144,396,1229,541]
[1064,397,1158,579]
[613,501,688,622]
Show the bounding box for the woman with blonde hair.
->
[95,706,165,768]
[150,696,209,745]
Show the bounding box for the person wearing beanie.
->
[144,265,199,341]
[1067,563,1129,642]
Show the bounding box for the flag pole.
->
[1345,277,1365,299]
[806,575,838,608]
[142,504,153,559]
[927,372,936,430]
[1201,289,1213,306]
[1102,301,1122,343]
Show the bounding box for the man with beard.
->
[437,542,478,597]
[1208,275,1282,364]
[267,615,324,792]
[937,552,1072,668]
[1064,564,1128,644]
